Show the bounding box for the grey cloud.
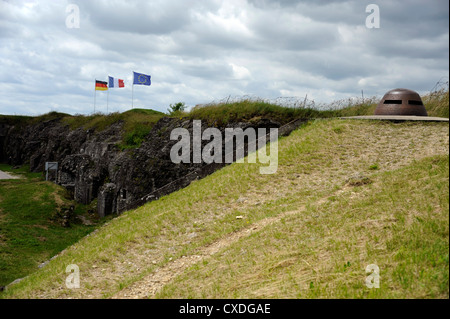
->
[0,0,448,116]
[180,61,234,80]
[80,0,216,35]
[250,18,340,51]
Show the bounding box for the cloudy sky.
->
[0,0,448,115]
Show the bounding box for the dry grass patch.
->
[2,120,448,299]
[156,155,448,299]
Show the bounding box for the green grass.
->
[1,119,447,299]
[333,98,378,117]
[2,89,446,149]
[423,89,449,118]
[0,89,448,298]
[0,115,33,127]
[156,155,448,298]
[0,165,102,287]
[186,89,449,125]
[62,108,165,131]
[61,109,166,149]
[0,164,42,179]
[0,109,166,150]
[187,99,335,126]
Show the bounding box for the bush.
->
[168,102,186,116]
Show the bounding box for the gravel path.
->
[0,170,20,180]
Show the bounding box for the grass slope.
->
[2,118,448,299]
[0,165,101,287]
[157,155,449,298]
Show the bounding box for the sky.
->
[0,0,448,116]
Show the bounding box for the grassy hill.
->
[1,89,447,128]
[0,165,103,288]
[0,90,448,298]
[2,117,447,299]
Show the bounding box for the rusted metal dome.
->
[374,88,428,116]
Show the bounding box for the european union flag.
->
[133,71,151,86]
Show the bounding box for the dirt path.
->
[111,187,351,299]
[0,170,20,180]
[112,207,307,299]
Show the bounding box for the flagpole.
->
[94,79,97,114]
[107,87,109,114]
[132,71,135,109]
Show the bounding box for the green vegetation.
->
[423,89,449,118]
[60,109,166,149]
[188,99,336,126]
[2,89,447,149]
[331,97,378,117]
[119,124,152,150]
[0,115,33,126]
[167,102,187,117]
[157,155,448,298]
[2,119,447,299]
[0,164,102,288]
[0,89,447,298]
[62,108,165,132]
[1,89,447,130]
[185,89,448,125]
[0,164,42,179]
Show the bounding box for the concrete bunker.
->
[374,88,428,116]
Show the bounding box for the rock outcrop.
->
[1,115,304,217]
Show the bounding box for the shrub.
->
[168,102,186,116]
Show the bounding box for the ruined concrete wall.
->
[1,115,304,217]
[0,123,11,162]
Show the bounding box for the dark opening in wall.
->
[0,136,4,162]
[408,100,424,106]
[121,189,127,200]
[383,100,402,104]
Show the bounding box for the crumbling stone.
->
[1,115,304,218]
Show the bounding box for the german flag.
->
[95,80,108,91]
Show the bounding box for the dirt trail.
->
[112,207,307,299]
[111,186,352,299]
[0,171,20,180]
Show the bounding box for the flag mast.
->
[107,86,109,114]
[131,71,150,110]
[94,79,97,114]
[131,71,134,109]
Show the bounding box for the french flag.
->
[108,76,125,88]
